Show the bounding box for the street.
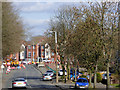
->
[2,65,60,89]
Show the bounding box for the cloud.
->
[19,2,56,12]
[25,18,50,26]
[14,2,79,13]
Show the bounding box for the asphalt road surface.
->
[2,65,59,89]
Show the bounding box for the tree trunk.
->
[94,64,97,88]
[75,68,77,81]
[62,65,64,81]
[89,69,92,88]
[106,61,110,89]
[63,65,65,81]
[64,64,67,83]
[68,63,70,80]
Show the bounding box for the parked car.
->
[70,72,83,81]
[75,78,89,88]
[58,69,67,76]
[45,70,54,76]
[102,73,111,80]
[43,74,52,81]
[12,78,27,88]
[43,59,51,62]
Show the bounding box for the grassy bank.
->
[110,84,120,88]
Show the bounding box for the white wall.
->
[45,43,51,59]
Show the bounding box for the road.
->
[2,65,59,89]
[2,64,110,89]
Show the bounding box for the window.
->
[22,52,24,56]
[52,52,54,56]
[42,52,45,56]
[33,52,35,56]
[33,45,35,49]
[41,46,45,49]
[13,54,15,57]
[52,58,54,61]
[28,52,31,57]
[46,52,48,55]
[28,45,31,49]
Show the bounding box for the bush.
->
[92,73,102,83]
[80,75,88,79]
[97,73,102,83]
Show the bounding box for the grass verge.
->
[110,84,120,88]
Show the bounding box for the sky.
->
[13,2,81,37]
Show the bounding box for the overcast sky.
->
[13,2,81,37]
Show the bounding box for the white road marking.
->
[31,65,42,75]
[27,80,32,88]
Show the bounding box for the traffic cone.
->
[23,65,26,69]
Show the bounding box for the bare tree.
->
[2,2,26,57]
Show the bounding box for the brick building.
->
[6,39,60,63]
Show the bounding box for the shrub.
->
[97,73,102,83]
[80,75,88,79]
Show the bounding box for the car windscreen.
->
[14,79,25,81]
[77,79,88,83]
[60,70,67,72]
[105,74,111,76]
[47,71,53,73]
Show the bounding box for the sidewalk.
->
[32,64,114,89]
[45,62,62,71]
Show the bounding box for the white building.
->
[45,43,51,60]
[20,44,25,61]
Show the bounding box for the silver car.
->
[45,70,54,76]
[43,74,52,81]
[12,78,27,88]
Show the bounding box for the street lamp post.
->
[50,31,58,83]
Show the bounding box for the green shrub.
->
[80,75,88,79]
[97,73,102,83]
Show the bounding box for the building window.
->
[52,52,54,56]
[29,59,31,61]
[33,45,35,49]
[22,53,24,56]
[46,52,48,55]
[33,52,35,56]
[28,45,31,49]
[52,58,54,61]
[41,46,45,49]
[13,54,15,57]
[28,52,31,57]
[42,52,45,56]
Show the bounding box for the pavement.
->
[32,63,115,89]
[32,64,75,89]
